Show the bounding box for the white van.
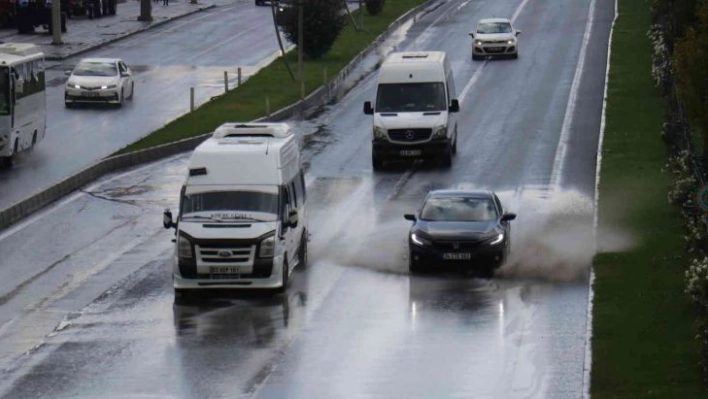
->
[363,51,460,170]
[162,123,308,298]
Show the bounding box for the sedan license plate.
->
[443,253,472,260]
[81,92,99,97]
[209,266,245,274]
[400,149,422,156]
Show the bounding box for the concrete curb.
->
[45,3,216,61]
[0,0,438,232]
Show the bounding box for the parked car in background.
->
[64,58,134,107]
[404,189,516,277]
[469,18,521,60]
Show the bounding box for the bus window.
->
[0,67,10,115]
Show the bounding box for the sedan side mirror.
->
[363,101,374,115]
[404,214,417,222]
[64,70,72,76]
[468,32,475,38]
[515,30,522,36]
[501,213,516,222]
[163,208,176,229]
[121,72,130,77]
[288,209,299,228]
[449,99,460,113]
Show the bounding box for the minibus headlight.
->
[178,235,194,259]
[373,126,387,139]
[259,235,275,258]
[433,126,447,139]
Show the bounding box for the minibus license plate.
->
[400,150,421,156]
[82,92,99,97]
[443,253,471,260]
[210,266,248,274]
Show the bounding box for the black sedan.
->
[404,190,516,277]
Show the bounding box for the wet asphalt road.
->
[0,0,284,210]
[0,0,614,397]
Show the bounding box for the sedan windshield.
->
[376,82,447,112]
[477,22,512,34]
[420,197,498,222]
[181,191,279,219]
[72,62,118,77]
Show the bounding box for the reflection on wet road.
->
[0,0,615,396]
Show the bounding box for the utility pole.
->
[138,0,152,21]
[297,1,304,100]
[51,0,62,44]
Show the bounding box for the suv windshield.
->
[477,22,512,34]
[0,67,9,115]
[72,62,117,77]
[420,197,498,222]
[180,191,279,219]
[376,82,447,112]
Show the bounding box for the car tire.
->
[472,54,482,61]
[452,136,458,156]
[64,101,72,108]
[298,231,308,268]
[128,83,134,100]
[512,53,518,59]
[478,266,495,279]
[409,252,423,273]
[372,154,384,171]
[118,89,124,107]
[276,259,289,294]
[441,146,453,168]
[174,289,195,305]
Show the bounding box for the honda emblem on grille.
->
[453,243,459,249]
[218,250,231,257]
[404,130,415,140]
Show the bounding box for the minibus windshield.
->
[375,82,447,112]
[181,191,279,220]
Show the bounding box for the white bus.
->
[0,43,46,168]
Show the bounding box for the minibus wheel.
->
[276,259,289,294]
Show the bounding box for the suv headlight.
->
[259,234,275,258]
[432,125,447,139]
[373,126,387,139]
[178,235,194,258]
[411,233,432,247]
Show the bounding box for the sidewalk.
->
[0,0,235,60]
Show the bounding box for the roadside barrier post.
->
[190,87,195,112]
[224,71,228,92]
[237,67,242,87]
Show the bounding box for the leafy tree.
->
[673,3,708,157]
[278,0,346,59]
[651,0,699,54]
[366,0,385,16]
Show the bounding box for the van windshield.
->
[376,82,447,112]
[181,191,279,221]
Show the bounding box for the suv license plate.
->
[443,253,472,260]
[400,150,421,156]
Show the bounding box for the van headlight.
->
[373,126,387,140]
[178,235,194,258]
[432,125,447,139]
[259,234,275,258]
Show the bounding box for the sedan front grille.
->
[388,128,432,142]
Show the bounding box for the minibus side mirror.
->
[449,99,460,113]
[163,208,176,229]
[288,210,299,228]
[501,213,517,222]
[363,101,374,115]
[404,214,416,222]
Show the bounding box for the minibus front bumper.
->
[173,255,285,290]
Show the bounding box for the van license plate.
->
[81,92,99,97]
[443,253,471,260]
[400,150,421,156]
[210,266,244,274]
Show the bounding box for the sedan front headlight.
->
[178,235,194,258]
[259,234,275,258]
[476,40,483,46]
[72,84,82,89]
[101,85,117,90]
[373,126,387,139]
[411,233,432,247]
[432,125,447,139]
[489,233,505,245]
[507,39,516,44]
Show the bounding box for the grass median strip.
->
[116,0,427,155]
[591,0,705,397]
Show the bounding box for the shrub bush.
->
[366,0,385,15]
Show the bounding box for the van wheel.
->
[31,131,37,146]
[298,231,308,268]
[372,154,384,171]
[441,146,453,168]
[276,259,289,294]
[451,137,457,155]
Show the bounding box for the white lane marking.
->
[548,0,597,191]
[583,0,618,395]
[458,0,533,104]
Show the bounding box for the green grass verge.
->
[116,1,427,154]
[591,0,706,397]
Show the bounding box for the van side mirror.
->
[501,213,516,222]
[363,101,373,115]
[449,99,460,113]
[163,208,176,229]
[404,214,416,222]
[516,30,522,36]
[288,210,299,228]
